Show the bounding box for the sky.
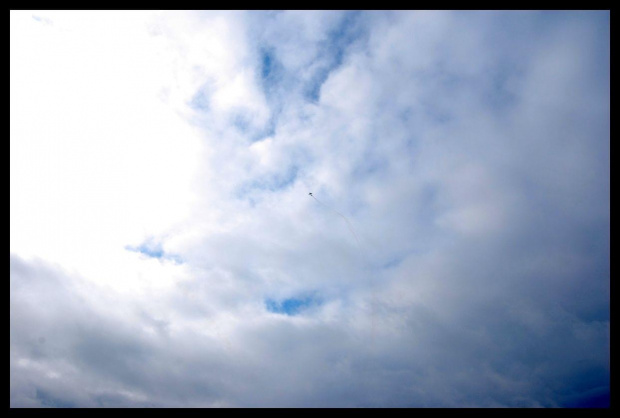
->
[10,10,609,408]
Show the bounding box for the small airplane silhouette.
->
[308,192,313,196]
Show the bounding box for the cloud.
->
[11,11,609,407]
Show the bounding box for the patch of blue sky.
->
[329,12,363,55]
[304,11,366,102]
[126,242,163,259]
[265,294,322,316]
[254,47,287,140]
[261,48,273,79]
[125,241,183,264]
[259,47,283,89]
[254,16,367,126]
[256,46,292,110]
[303,67,331,103]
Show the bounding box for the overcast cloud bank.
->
[11,10,609,407]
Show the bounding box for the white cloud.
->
[11,11,609,407]
[11,10,201,293]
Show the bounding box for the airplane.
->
[308,192,313,196]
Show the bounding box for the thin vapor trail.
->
[310,194,361,249]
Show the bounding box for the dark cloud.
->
[11,11,608,407]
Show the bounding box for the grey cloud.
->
[11,11,608,407]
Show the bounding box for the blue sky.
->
[265,294,321,315]
[10,10,609,407]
